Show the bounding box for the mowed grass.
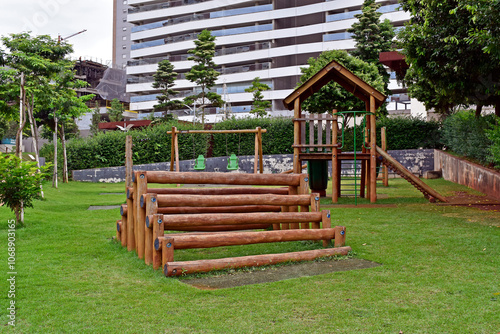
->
[0,179,498,333]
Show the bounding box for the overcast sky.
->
[0,0,113,64]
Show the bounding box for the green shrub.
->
[441,110,495,163]
[486,119,500,168]
[376,116,442,150]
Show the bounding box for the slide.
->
[376,146,448,203]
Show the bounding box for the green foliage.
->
[399,0,500,116]
[376,116,442,150]
[486,118,500,167]
[299,50,386,115]
[152,59,181,113]
[108,99,124,122]
[245,77,271,118]
[441,110,495,162]
[184,30,222,125]
[89,103,102,136]
[0,153,50,225]
[211,117,294,157]
[347,0,395,92]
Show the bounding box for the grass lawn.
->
[0,178,498,333]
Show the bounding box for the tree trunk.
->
[60,122,68,183]
[27,95,44,198]
[475,104,483,118]
[52,115,58,189]
[16,73,26,159]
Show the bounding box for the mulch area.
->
[440,191,500,211]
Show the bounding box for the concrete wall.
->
[72,149,435,183]
[435,150,500,200]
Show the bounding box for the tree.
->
[108,98,124,122]
[152,59,181,114]
[89,102,102,136]
[184,30,223,126]
[245,77,271,118]
[399,0,500,116]
[347,0,395,92]
[298,50,386,115]
[0,153,50,226]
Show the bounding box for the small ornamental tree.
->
[245,77,271,118]
[152,59,181,114]
[184,30,223,126]
[0,154,50,226]
[108,98,124,122]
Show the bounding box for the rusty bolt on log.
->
[327,213,331,218]
[140,174,145,179]
[167,242,172,248]
[315,196,319,201]
[151,197,156,203]
[340,230,345,236]
[158,219,163,224]
[304,178,309,182]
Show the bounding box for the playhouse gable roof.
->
[283,59,387,110]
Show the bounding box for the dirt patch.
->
[180,258,380,289]
[441,191,500,211]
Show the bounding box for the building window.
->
[123,0,127,4]
[123,9,127,14]
[123,27,127,31]
[122,54,127,59]
[122,36,127,41]
[123,45,127,49]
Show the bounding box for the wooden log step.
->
[152,194,315,208]
[126,187,289,199]
[160,212,323,228]
[156,228,339,250]
[138,171,302,186]
[163,224,272,232]
[164,246,352,276]
[157,205,282,214]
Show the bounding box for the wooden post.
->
[288,185,299,229]
[370,95,377,203]
[125,135,133,188]
[126,195,135,251]
[174,128,180,174]
[144,193,158,265]
[310,193,321,229]
[258,126,263,174]
[364,126,371,199]
[136,172,147,259]
[162,236,175,274]
[254,129,259,174]
[334,226,346,247]
[322,210,331,247]
[170,126,176,171]
[331,111,339,202]
[381,127,389,187]
[153,214,164,270]
[121,211,127,247]
[299,175,310,229]
[293,98,302,174]
[116,220,121,242]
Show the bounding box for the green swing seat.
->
[227,153,239,170]
[193,154,206,170]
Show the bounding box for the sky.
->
[0,0,113,65]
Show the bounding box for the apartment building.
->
[113,0,134,69]
[124,0,410,119]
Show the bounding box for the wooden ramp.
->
[376,146,447,203]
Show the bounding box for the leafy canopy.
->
[245,77,271,118]
[152,59,181,113]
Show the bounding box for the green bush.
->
[441,110,495,163]
[486,119,500,168]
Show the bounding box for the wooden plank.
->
[144,194,158,265]
[156,194,312,207]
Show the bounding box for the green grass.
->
[0,179,499,333]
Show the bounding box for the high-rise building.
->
[124,0,409,118]
[113,0,133,69]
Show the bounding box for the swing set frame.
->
[167,126,267,174]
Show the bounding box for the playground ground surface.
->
[0,178,498,333]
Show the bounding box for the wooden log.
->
[120,204,128,216]
[146,171,301,186]
[162,236,175,265]
[170,126,176,172]
[153,214,163,270]
[127,186,289,199]
[258,127,263,174]
[121,214,127,247]
[331,111,339,203]
[155,194,312,208]
[160,212,322,227]
[116,220,122,242]
[322,210,332,247]
[136,172,147,259]
[157,228,336,250]
[381,127,389,187]
[164,224,272,232]
[299,175,311,229]
[157,205,281,214]
[254,129,259,174]
[334,226,346,247]
[164,246,352,276]
[293,98,301,174]
[144,194,158,265]
[126,196,135,251]
[288,185,299,229]
[167,129,267,134]
[310,193,321,229]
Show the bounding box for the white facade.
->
[125,0,410,116]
